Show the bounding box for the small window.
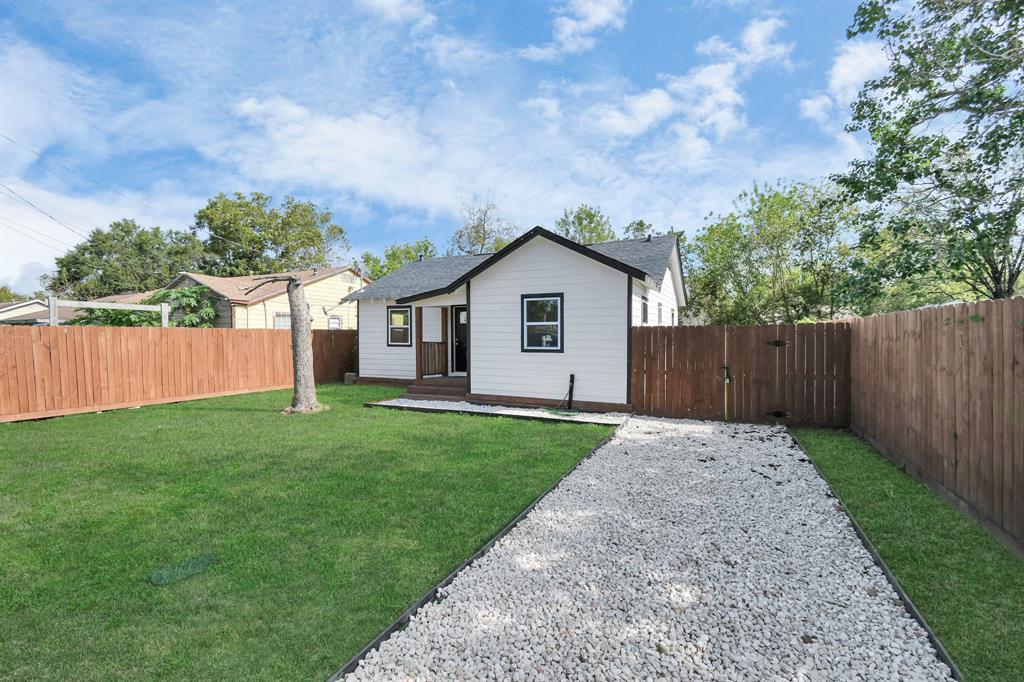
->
[521,294,563,352]
[641,296,648,324]
[274,313,291,330]
[328,316,341,330]
[387,306,412,346]
[657,302,663,324]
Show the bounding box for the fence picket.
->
[0,327,355,422]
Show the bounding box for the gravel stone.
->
[346,417,954,681]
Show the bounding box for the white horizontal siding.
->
[358,300,415,379]
[470,237,628,404]
[632,267,678,326]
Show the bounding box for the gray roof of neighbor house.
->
[344,228,679,302]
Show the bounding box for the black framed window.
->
[521,293,563,352]
[387,306,412,346]
[641,295,648,324]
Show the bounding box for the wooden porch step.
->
[412,376,467,388]
[406,384,467,398]
[401,392,468,402]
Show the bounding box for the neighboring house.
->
[166,266,370,330]
[342,227,687,410]
[0,299,47,324]
[0,293,157,325]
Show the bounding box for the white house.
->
[343,227,687,411]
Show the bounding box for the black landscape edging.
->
[325,422,624,681]
[787,430,963,681]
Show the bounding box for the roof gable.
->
[345,227,683,304]
[169,266,367,304]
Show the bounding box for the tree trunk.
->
[284,279,322,413]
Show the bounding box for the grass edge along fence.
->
[0,326,356,423]
[849,298,1024,550]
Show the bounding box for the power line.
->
[0,133,268,255]
[0,181,92,238]
[0,215,79,248]
[0,133,184,228]
[0,219,71,253]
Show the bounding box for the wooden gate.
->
[631,322,850,426]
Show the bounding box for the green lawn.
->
[0,385,613,681]
[791,428,1024,682]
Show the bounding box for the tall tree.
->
[449,200,517,255]
[41,219,207,299]
[554,204,616,244]
[622,219,655,239]
[840,0,1024,299]
[194,192,349,276]
[682,182,857,325]
[355,238,438,281]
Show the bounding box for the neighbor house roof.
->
[168,265,369,305]
[0,299,44,314]
[344,227,680,304]
[94,291,157,304]
[1,308,78,324]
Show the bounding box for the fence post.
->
[47,296,59,326]
[160,303,170,328]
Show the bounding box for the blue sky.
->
[0,0,888,293]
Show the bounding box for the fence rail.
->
[0,327,356,423]
[850,299,1024,546]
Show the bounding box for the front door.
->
[452,305,468,373]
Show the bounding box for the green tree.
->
[449,200,518,255]
[70,285,218,327]
[194,192,349,276]
[0,285,29,303]
[554,204,616,244]
[622,219,655,239]
[683,182,857,325]
[355,238,438,281]
[41,219,207,299]
[839,0,1024,299]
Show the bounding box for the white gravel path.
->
[373,398,630,424]
[347,417,954,681]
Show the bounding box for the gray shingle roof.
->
[345,254,489,301]
[587,234,678,287]
[344,232,679,302]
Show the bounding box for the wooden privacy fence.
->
[0,327,357,423]
[632,322,851,426]
[850,299,1024,546]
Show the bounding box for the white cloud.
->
[589,88,675,137]
[522,96,562,124]
[355,0,436,30]
[519,0,629,62]
[663,16,792,141]
[828,39,888,106]
[798,93,833,127]
[696,15,793,67]
[424,34,500,71]
[800,39,888,129]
